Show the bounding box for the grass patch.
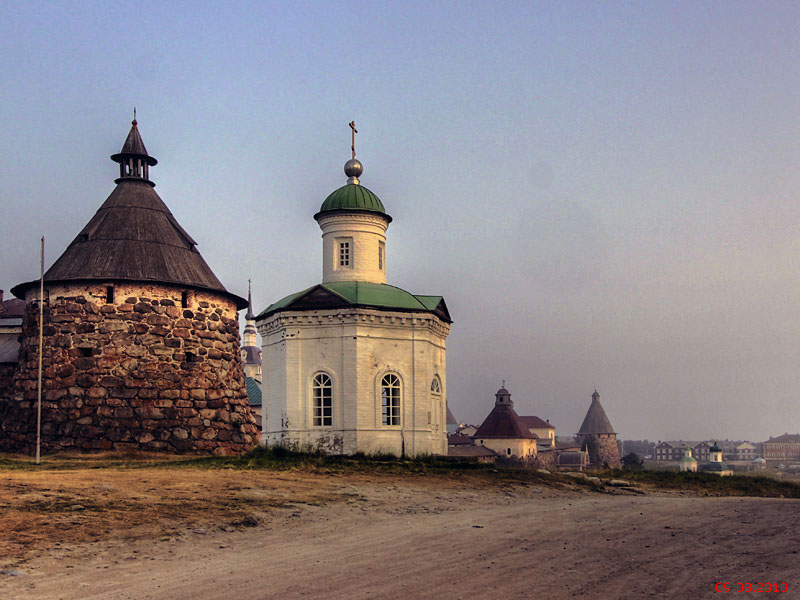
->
[599,468,800,498]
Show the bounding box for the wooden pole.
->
[36,236,44,465]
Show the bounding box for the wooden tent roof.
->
[577,391,616,435]
[13,121,245,309]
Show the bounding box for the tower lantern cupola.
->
[314,122,392,285]
[495,383,513,406]
[110,111,158,186]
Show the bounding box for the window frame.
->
[312,372,333,427]
[338,239,352,268]
[380,373,401,426]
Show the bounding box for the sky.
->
[2,1,799,443]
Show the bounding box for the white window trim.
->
[376,371,402,428]
[336,237,353,270]
[311,372,333,427]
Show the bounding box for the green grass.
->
[598,467,800,498]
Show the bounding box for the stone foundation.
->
[0,283,258,454]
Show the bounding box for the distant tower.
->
[576,390,620,468]
[0,116,258,454]
[679,445,698,472]
[709,441,723,463]
[472,385,538,459]
[241,280,262,380]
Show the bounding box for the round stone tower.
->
[0,117,258,454]
[576,390,620,468]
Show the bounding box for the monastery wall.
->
[0,282,258,454]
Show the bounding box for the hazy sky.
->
[2,1,799,443]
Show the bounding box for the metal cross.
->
[349,121,357,159]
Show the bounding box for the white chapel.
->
[255,126,451,456]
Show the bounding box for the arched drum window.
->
[381,374,401,426]
[313,373,332,427]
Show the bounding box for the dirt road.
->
[1,467,798,599]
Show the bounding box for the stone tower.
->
[0,117,258,454]
[576,390,620,468]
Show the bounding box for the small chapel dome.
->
[314,158,392,222]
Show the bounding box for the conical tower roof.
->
[13,119,246,309]
[577,390,616,435]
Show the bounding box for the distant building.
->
[654,441,677,461]
[735,442,757,461]
[456,424,478,437]
[556,450,588,471]
[700,441,732,476]
[245,376,262,430]
[576,390,620,468]
[240,282,262,381]
[446,405,458,434]
[693,441,711,462]
[518,415,555,448]
[0,291,25,392]
[678,446,698,472]
[763,434,800,460]
[473,386,537,460]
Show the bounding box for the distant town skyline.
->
[2,2,800,442]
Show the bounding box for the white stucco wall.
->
[475,437,537,459]
[257,307,449,456]
[318,213,389,284]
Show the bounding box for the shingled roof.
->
[577,390,616,435]
[12,120,246,309]
[474,387,536,440]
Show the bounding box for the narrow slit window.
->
[339,241,350,267]
[106,286,114,304]
[181,291,189,308]
[378,243,384,270]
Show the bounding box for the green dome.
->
[315,183,391,221]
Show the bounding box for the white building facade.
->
[256,152,451,456]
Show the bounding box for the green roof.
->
[245,376,262,407]
[315,184,390,221]
[257,281,451,322]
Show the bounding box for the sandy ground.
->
[1,466,799,600]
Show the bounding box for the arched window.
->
[430,376,442,428]
[381,373,401,426]
[312,373,332,427]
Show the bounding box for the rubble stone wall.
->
[0,282,258,454]
[578,433,620,468]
